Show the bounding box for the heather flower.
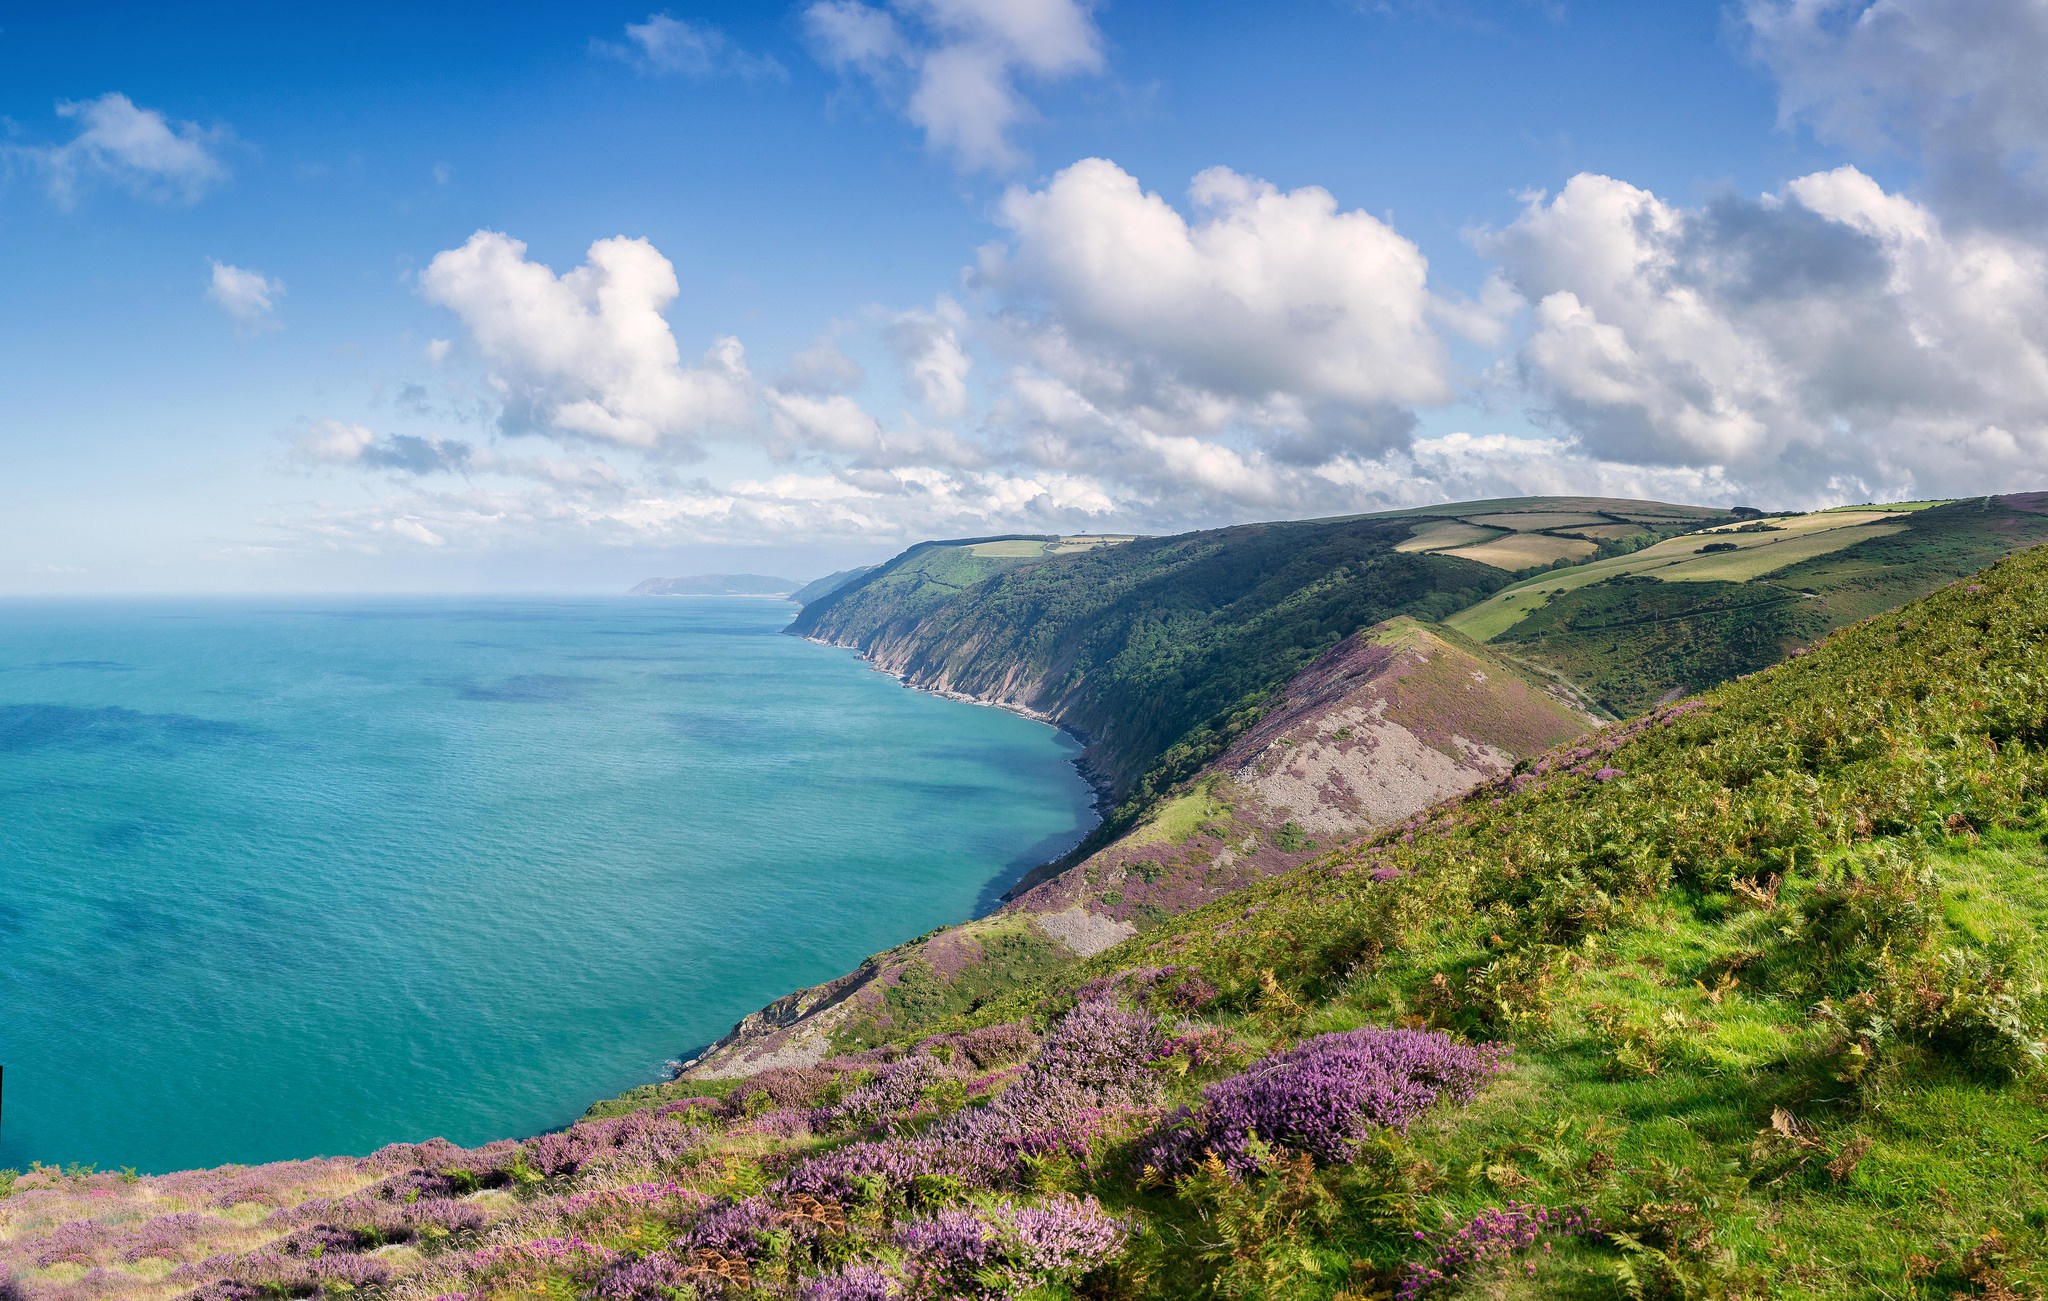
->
[1395,1202,1602,1299]
[523,1108,701,1176]
[113,1211,222,1263]
[1594,766,1624,782]
[895,1196,1126,1297]
[815,1054,951,1132]
[992,1195,1127,1277]
[466,1235,620,1289]
[1149,1028,1508,1174]
[725,1064,849,1118]
[681,1196,779,1259]
[734,1105,815,1138]
[26,1219,109,1267]
[803,1263,905,1300]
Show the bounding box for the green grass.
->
[899,544,2048,1296]
[1443,510,1904,639]
[1122,784,1231,849]
[1654,523,1906,582]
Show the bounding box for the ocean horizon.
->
[0,596,1095,1173]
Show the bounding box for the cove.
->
[0,597,1095,1173]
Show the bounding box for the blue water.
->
[0,598,1093,1173]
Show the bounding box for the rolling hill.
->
[1445,493,2048,716]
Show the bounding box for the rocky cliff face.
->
[681,617,1594,1078]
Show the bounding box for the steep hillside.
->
[676,618,1595,1076]
[17,544,2047,1300]
[1448,493,2048,715]
[788,567,878,607]
[793,499,1725,825]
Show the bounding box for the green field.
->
[1443,509,1908,640]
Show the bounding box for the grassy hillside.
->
[793,500,1726,831]
[16,543,2045,1300]
[1449,494,2048,716]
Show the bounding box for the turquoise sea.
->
[0,598,1094,1173]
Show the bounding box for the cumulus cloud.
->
[979,159,1452,471]
[886,298,973,417]
[803,0,1104,171]
[1480,166,2048,499]
[19,93,230,206]
[206,261,283,331]
[1744,0,2048,225]
[776,335,866,396]
[595,12,786,79]
[292,421,474,475]
[418,231,754,453]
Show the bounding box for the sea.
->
[0,597,1095,1173]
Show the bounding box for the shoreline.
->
[658,631,1112,1079]
[795,629,1117,836]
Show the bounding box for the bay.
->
[0,597,1093,1173]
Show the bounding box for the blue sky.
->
[3,0,2043,592]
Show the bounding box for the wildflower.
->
[1149,1028,1508,1173]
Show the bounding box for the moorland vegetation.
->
[8,524,2048,1298]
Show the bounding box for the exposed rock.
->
[1032,906,1137,957]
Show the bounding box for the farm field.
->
[1443,508,1916,640]
[1440,532,1598,570]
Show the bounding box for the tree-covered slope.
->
[791,500,1720,822]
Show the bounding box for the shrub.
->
[1773,843,1935,999]
[1148,1028,1507,1174]
[1822,945,2046,1083]
[895,1196,1127,1297]
[1395,1202,1603,1300]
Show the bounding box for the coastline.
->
[794,628,1117,834]
[657,630,1111,1079]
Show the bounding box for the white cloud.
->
[886,298,973,417]
[418,230,754,453]
[1744,0,2048,224]
[596,12,786,79]
[206,260,283,332]
[1480,167,2048,498]
[424,338,453,364]
[980,159,1450,465]
[275,461,1121,555]
[803,0,1104,171]
[776,335,866,395]
[290,421,473,475]
[764,388,987,467]
[22,93,229,206]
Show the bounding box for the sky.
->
[3,0,2045,593]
